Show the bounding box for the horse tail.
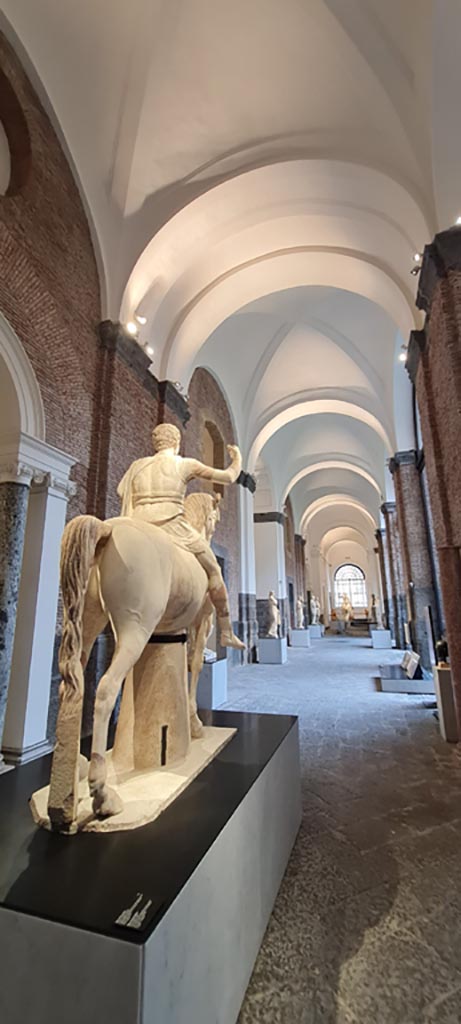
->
[59,515,112,701]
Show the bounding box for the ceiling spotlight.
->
[413,252,421,262]
[126,321,138,336]
[399,352,407,363]
[146,345,154,356]
[135,314,147,325]
[410,266,421,276]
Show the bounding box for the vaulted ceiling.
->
[2,0,459,555]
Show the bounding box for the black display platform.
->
[0,710,297,945]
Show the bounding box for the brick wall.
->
[184,368,240,619]
[0,33,101,518]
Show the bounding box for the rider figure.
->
[117,423,245,650]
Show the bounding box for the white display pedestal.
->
[309,624,323,639]
[259,637,288,664]
[434,665,458,743]
[197,659,228,710]
[370,629,392,649]
[0,713,300,1024]
[291,629,311,648]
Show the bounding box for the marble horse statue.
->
[47,427,244,832]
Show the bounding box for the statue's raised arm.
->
[184,444,242,486]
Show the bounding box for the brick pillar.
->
[375,529,390,630]
[93,322,190,519]
[380,502,406,648]
[389,451,437,668]
[157,379,190,431]
[294,533,306,601]
[236,472,258,663]
[407,225,461,732]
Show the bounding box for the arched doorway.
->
[0,314,75,764]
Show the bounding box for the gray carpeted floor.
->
[224,635,461,1024]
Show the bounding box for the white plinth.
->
[309,624,323,639]
[259,637,288,664]
[197,659,228,710]
[434,665,458,742]
[291,629,311,648]
[30,727,235,833]
[371,629,392,649]
[0,719,301,1024]
[379,674,435,695]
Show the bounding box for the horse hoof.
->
[190,712,204,739]
[79,754,89,781]
[92,786,123,819]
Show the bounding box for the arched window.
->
[334,564,367,608]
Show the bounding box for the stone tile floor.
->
[224,635,461,1024]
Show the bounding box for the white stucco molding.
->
[0,433,76,495]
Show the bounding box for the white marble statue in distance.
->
[267,590,281,638]
[45,425,244,832]
[296,596,305,629]
[339,593,352,630]
[310,595,319,625]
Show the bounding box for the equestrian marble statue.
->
[42,424,244,833]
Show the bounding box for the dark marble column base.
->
[0,482,29,747]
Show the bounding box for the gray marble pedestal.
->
[309,624,324,639]
[434,665,458,742]
[291,629,311,648]
[197,659,228,709]
[370,629,392,649]
[259,637,288,664]
[0,712,300,1024]
[0,482,29,751]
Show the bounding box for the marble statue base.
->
[370,629,392,649]
[378,663,435,695]
[0,710,300,1024]
[259,637,288,664]
[30,726,235,833]
[197,658,228,710]
[290,629,311,648]
[309,624,324,639]
[434,666,458,742]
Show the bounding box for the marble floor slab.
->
[223,635,461,1024]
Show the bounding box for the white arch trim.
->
[164,248,416,386]
[0,312,45,439]
[301,494,378,534]
[282,460,382,504]
[321,525,371,548]
[248,396,393,471]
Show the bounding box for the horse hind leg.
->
[189,604,214,739]
[78,583,109,783]
[88,623,148,818]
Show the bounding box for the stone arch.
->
[0,311,45,439]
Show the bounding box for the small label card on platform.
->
[115,892,156,931]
